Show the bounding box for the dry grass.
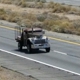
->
[0,3,51,14]
[0,0,46,8]
[47,1,80,15]
[43,14,80,35]
[0,1,80,35]
[0,0,80,14]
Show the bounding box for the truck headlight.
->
[31,38,35,43]
[45,38,48,43]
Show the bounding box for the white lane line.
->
[0,48,80,76]
[54,50,67,55]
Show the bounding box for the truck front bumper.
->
[31,43,50,49]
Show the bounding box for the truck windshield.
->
[28,30,42,33]
[28,31,43,37]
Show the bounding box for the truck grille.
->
[35,39,45,44]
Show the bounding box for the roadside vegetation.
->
[0,0,80,35]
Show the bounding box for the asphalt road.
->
[46,0,80,6]
[0,25,80,79]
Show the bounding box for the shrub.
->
[46,14,60,20]
[43,18,77,34]
[52,4,71,13]
[37,14,47,22]
[17,19,33,27]
[22,13,37,21]
[72,20,80,35]
[58,21,74,33]
[0,1,80,35]
[47,2,55,8]
[40,0,46,3]
[16,0,27,7]
[5,12,18,22]
[0,9,6,15]
[0,9,7,20]
[36,2,44,8]
[0,0,12,4]
[25,3,35,8]
[35,0,46,3]
[47,2,79,13]
[33,21,43,28]
[72,20,80,29]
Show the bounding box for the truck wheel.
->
[27,44,32,53]
[18,42,22,51]
[45,47,50,52]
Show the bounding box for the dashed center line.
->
[54,50,67,55]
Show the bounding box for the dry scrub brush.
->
[0,8,80,35]
[43,14,80,35]
[47,2,79,14]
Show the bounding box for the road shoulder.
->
[0,50,80,80]
[0,20,80,44]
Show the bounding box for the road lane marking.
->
[0,25,16,30]
[0,25,20,31]
[49,37,80,46]
[0,25,80,46]
[54,50,80,59]
[0,48,80,76]
[54,50,67,55]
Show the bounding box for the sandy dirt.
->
[0,3,52,14]
[53,13,80,20]
[0,3,80,20]
[0,66,37,80]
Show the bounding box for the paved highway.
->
[46,0,80,6]
[0,25,80,79]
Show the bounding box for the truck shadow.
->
[14,49,46,54]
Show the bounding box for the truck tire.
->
[45,47,50,52]
[27,44,32,53]
[18,42,22,51]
